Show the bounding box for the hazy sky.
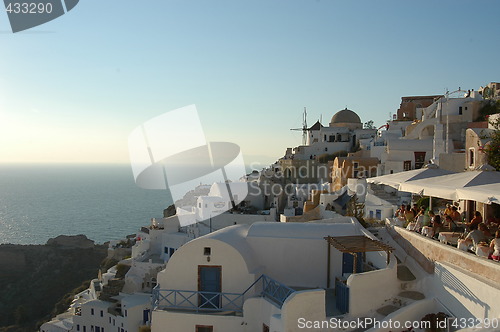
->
[1,0,499,166]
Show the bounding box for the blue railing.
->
[152,274,295,313]
[261,275,295,307]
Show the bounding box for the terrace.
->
[152,274,295,315]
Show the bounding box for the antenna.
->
[290,107,308,145]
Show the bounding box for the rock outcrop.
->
[46,234,95,249]
[0,236,107,332]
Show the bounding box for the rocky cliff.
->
[0,235,108,332]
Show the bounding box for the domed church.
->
[329,108,363,130]
[286,108,376,161]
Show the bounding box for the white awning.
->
[399,170,500,204]
[366,168,455,189]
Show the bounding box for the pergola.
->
[324,235,395,288]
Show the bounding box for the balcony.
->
[152,274,295,314]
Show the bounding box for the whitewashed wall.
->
[151,310,244,332]
[430,262,500,320]
[347,256,398,317]
[281,290,326,332]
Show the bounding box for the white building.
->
[290,108,376,160]
[373,91,484,174]
[151,220,398,332]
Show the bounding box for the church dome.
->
[330,108,361,125]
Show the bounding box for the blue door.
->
[143,309,150,324]
[198,266,221,309]
[342,253,363,274]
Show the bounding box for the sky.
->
[1,0,499,167]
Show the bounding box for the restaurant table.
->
[406,222,417,231]
[457,239,469,251]
[421,226,433,238]
[476,245,493,258]
[438,232,461,245]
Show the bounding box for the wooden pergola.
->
[324,235,395,288]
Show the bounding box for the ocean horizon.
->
[0,163,174,245]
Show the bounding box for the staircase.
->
[348,228,428,331]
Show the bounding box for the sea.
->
[0,164,173,245]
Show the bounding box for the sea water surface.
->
[0,164,173,245]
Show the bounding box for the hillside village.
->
[41,82,500,332]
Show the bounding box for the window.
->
[196,326,213,332]
[124,310,127,317]
[83,327,86,332]
[353,170,359,178]
[263,324,270,332]
[324,147,328,152]
[198,202,201,208]
[353,162,359,169]
[100,310,103,317]
[414,152,426,169]
[204,247,211,256]
[403,160,412,171]
[77,325,80,331]
[459,106,463,115]
[91,308,94,315]
[469,148,475,167]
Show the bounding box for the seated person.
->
[479,222,493,239]
[490,216,500,226]
[411,204,419,216]
[395,204,406,220]
[414,207,426,232]
[490,230,500,261]
[443,215,454,231]
[431,214,443,238]
[466,211,483,229]
[463,223,487,252]
[449,206,461,223]
[444,204,453,217]
[404,205,415,224]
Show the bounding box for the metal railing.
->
[152,274,295,313]
[261,275,295,307]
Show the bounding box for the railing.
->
[152,288,244,313]
[152,274,295,313]
[261,275,295,307]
